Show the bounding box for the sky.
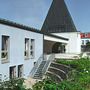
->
[0,0,90,32]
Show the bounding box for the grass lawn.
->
[56,58,90,90]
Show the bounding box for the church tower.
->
[41,0,77,33]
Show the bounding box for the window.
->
[86,40,89,45]
[82,40,84,45]
[0,74,2,82]
[24,38,29,59]
[30,39,35,58]
[18,65,23,78]
[9,66,16,79]
[1,36,9,62]
[24,38,35,59]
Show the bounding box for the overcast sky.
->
[0,0,90,32]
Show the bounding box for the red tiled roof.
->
[80,33,90,38]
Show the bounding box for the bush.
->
[0,78,32,90]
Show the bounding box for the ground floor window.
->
[24,38,35,59]
[1,35,10,63]
[25,38,29,59]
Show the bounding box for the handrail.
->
[29,54,55,78]
[29,54,43,77]
[42,54,55,75]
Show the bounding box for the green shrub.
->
[0,78,32,90]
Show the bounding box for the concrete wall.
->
[0,24,43,80]
[53,32,81,54]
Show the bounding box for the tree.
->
[85,42,90,52]
[86,42,90,47]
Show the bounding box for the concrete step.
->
[55,53,80,59]
[50,62,71,74]
[46,71,62,83]
[48,67,67,80]
[46,61,71,82]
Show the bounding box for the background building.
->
[42,0,81,54]
[80,32,90,52]
[81,33,90,45]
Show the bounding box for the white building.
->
[41,0,81,55]
[52,32,81,54]
[81,33,90,46]
[0,0,82,81]
[80,33,90,52]
[0,19,70,81]
[0,19,43,81]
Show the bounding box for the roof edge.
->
[0,18,68,41]
[44,33,69,41]
[0,18,42,34]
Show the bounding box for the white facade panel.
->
[0,24,43,80]
[44,35,68,44]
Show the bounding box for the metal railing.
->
[29,54,44,77]
[29,54,55,78]
[42,54,55,75]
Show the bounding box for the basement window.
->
[9,66,16,79]
[18,65,23,78]
[1,35,9,63]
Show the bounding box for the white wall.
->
[0,24,43,80]
[44,35,68,43]
[52,32,81,54]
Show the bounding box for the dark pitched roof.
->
[0,18,41,34]
[41,0,77,33]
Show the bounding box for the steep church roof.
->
[41,0,77,33]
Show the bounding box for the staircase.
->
[29,54,55,79]
[46,62,71,83]
[33,61,46,79]
[30,54,71,82]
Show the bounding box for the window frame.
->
[24,38,30,59]
[30,39,35,59]
[18,64,23,78]
[1,35,10,63]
